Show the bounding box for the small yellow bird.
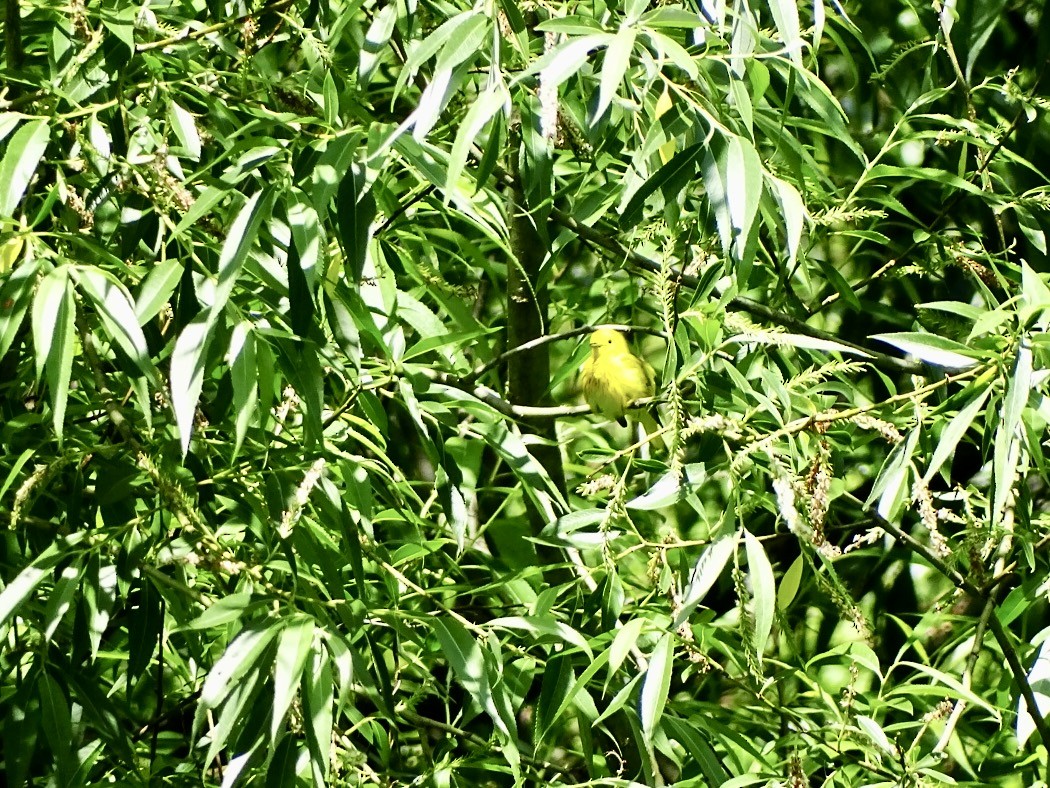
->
[579,327,663,446]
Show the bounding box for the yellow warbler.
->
[579,327,662,446]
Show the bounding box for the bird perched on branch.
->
[579,327,663,448]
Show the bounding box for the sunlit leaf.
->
[0,118,50,219]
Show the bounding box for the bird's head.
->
[588,327,630,354]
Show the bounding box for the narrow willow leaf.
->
[872,332,979,369]
[536,654,574,742]
[168,101,201,161]
[896,661,1000,717]
[768,0,803,64]
[287,192,322,288]
[228,322,258,458]
[734,329,873,358]
[488,615,593,658]
[857,715,896,756]
[766,174,806,270]
[31,267,76,441]
[271,617,315,739]
[0,257,40,359]
[446,83,509,198]
[301,648,333,783]
[214,191,268,313]
[644,30,699,80]
[537,649,611,741]
[594,27,636,123]
[777,555,804,610]
[37,672,75,783]
[200,625,279,710]
[334,166,377,283]
[640,633,673,741]
[512,33,613,88]
[0,448,34,502]
[0,118,50,218]
[639,7,706,27]
[743,530,775,663]
[663,717,732,784]
[265,735,299,788]
[868,426,918,521]
[72,266,151,375]
[431,617,510,737]
[608,618,646,681]
[42,564,81,642]
[359,3,398,87]
[0,535,81,628]
[724,134,763,265]
[170,315,212,455]
[674,531,738,627]
[183,592,258,630]
[134,259,183,324]
[922,385,993,483]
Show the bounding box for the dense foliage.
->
[2,0,1050,785]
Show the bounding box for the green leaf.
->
[71,266,152,376]
[777,555,804,610]
[534,15,605,34]
[265,734,301,788]
[488,615,593,658]
[0,118,50,219]
[359,3,399,86]
[0,257,40,359]
[923,385,993,483]
[768,0,804,64]
[228,323,259,458]
[663,716,733,784]
[31,266,76,442]
[536,653,575,742]
[608,618,646,682]
[334,165,377,283]
[857,715,897,757]
[872,332,981,369]
[168,101,201,161]
[170,314,212,455]
[446,83,509,198]
[134,259,183,324]
[431,617,511,737]
[743,530,775,664]
[640,632,673,741]
[868,426,918,521]
[199,624,280,712]
[674,530,738,628]
[37,671,75,783]
[703,133,763,269]
[214,190,270,313]
[42,563,81,642]
[594,27,636,123]
[183,592,259,630]
[639,7,706,27]
[127,577,163,683]
[512,33,613,88]
[766,174,806,270]
[271,617,315,739]
[301,648,333,783]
